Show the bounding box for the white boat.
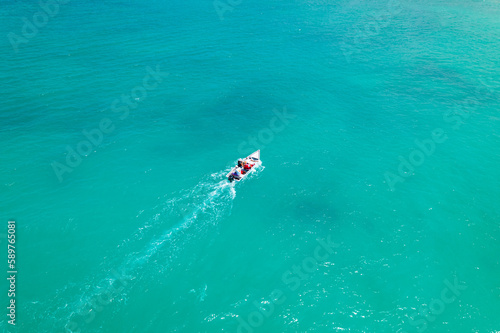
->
[226,150,262,182]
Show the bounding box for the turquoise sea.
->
[1,0,500,332]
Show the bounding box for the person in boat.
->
[243,162,254,170]
[231,169,241,180]
[237,159,244,168]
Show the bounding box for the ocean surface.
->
[1,0,500,332]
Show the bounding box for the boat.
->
[226,150,261,182]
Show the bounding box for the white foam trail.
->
[59,171,239,332]
[130,179,235,267]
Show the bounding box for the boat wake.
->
[22,169,240,332]
[127,172,236,269]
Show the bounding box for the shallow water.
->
[1,0,499,332]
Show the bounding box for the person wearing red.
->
[244,162,254,171]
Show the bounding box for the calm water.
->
[1,0,499,332]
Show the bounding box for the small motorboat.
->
[226,150,261,182]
